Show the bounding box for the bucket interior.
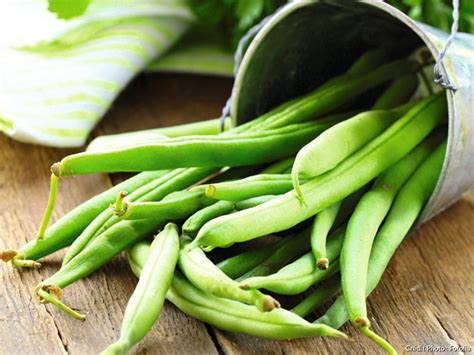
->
[231,0,455,222]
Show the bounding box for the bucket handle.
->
[433,0,459,92]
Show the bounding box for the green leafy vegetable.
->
[48,0,91,19]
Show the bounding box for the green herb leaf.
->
[48,0,91,19]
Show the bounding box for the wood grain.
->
[1,74,473,355]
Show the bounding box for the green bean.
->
[0,171,168,267]
[35,167,214,318]
[260,157,295,174]
[87,117,230,152]
[182,200,234,237]
[113,190,213,221]
[311,185,370,270]
[341,132,444,331]
[310,202,342,270]
[190,93,446,251]
[101,224,179,355]
[62,169,183,266]
[291,275,341,317]
[51,121,334,177]
[179,237,280,312]
[240,227,344,295]
[234,195,277,210]
[195,174,302,201]
[128,244,346,340]
[291,104,414,200]
[127,241,150,279]
[216,238,282,279]
[236,228,312,281]
[316,141,447,352]
[372,74,419,110]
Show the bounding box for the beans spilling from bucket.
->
[1,49,448,355]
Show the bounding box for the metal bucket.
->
[228,0,474,223]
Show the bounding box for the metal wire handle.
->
[433,0,459,91]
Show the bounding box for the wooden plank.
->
[1,73,232,354]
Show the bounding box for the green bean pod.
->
[179,238,280,312]
[195,174,300,201]
[240,227,345,295]
[341,131,444,330]
[372,74,419,110]
[234,195,277,210]
[101,224,179,355]
[182,200,235,237]
[216,238,282,279]
[291,104,413,199]
[190,94,446,251]
[88,118,229,152]
[260,157,295,174]
[128,245,347,340]
[291,275,341,317]
[51,122,334,177]
[316,141,447,352]
[113,190,213,221]
[35,167,214,319]
[0,171,168,268]
[62,169,183,266]
[310,202,342,270]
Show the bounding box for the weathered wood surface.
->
[1,74,473,355]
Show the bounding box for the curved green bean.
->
[182,200,234,237]
[310,202,341,270]
[101,224,179,355]
[316,141,447,352]
[291,104,413,200]
[179,237,280,312]
[189,94,446,251]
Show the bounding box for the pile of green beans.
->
[1,49,450,355]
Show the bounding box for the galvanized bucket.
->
[228,0,474,223]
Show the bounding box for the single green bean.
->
[291,275,341,317]
[101,224,179,355]
[35,167,214,318]
[234,195,277,210]
[190,94,446,251]
[0,171,168,267]
[310,202,342,270]
[240,227,345,295]
[182,200,234,237]
[372,74,419,110]
[88,117,230,152]
[316,141,446,353]
[291,104,414,200]
[260,157,295,174]
[195,174,301,201]
[113,190,213,221]
[52,122,334,177]
[179,237,280,312]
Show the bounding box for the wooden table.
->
[1,74,473,354]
